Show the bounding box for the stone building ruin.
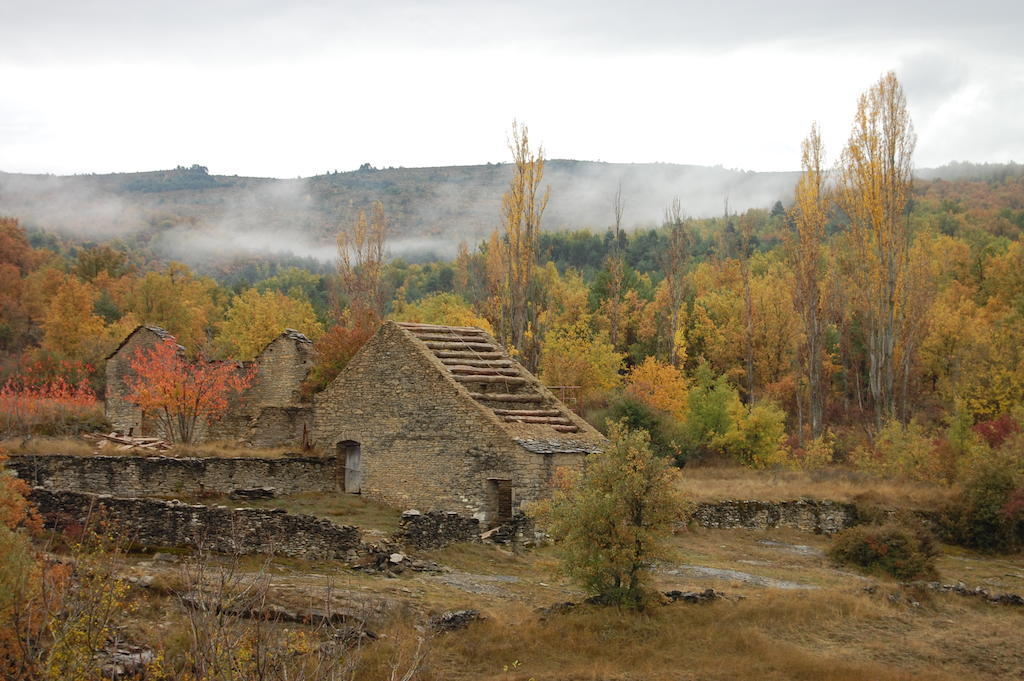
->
[105,321,607,522]
[313,321,607,523]
[105,325,315,447]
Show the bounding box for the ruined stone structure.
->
[103,321,605,520]
[691,499,859,534]
[30,488,360,559]
[105,326,315,446]
[9,454,340,498]
[314,321,608,523]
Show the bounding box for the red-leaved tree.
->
[126,338,254,444]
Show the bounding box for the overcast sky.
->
[1,0,1021,177]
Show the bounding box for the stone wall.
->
[105,326,172,436]
[248,332,314,407]
[691,499,858,534]
[247,406,314,449]
[396,509,482,549]
[9,454,342,497]
[314,322,586,521]
[29,488,361,559]
[105,328,314,446]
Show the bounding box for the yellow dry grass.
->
[432,589,1022,681]
[678,465,955,510]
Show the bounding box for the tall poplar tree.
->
[789,123,830,437]
[495,121,549,369]
[836,71,916,425]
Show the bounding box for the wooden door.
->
[343,442,361,493]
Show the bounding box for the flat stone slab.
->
[661,564,819,590]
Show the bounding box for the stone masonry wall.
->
[105,327,167,435]
[9,454,342,497]
[691,499,859,534]
[314,323,584,521]
[396,509,482,549]
[248,334,314,407]
[105,329,313,446]
[29,488,360,559]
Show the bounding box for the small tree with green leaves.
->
[534,423,686,609]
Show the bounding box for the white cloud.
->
[0,1,1021,175]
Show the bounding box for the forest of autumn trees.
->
[1,73,1023,483]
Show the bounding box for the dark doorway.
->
[338,440,361,493]
[486,479,513,527]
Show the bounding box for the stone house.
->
[314,321,607,524]
[105,326,315,446]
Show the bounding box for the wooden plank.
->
[447,366,520,377]
[425,341,496,351]
[552,425,580,433]
[492,409,563,417]
[468,392,544,403]
[411,333,490,343]
[453,375,528,385]
[398,322,486,334]
[440,358,514,368]
[502,415,574,425]
[433,351,504,360]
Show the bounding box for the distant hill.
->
[1,160,1015,264]
[0,161,799,262]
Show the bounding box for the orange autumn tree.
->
[126,338,254,444]
[624,357,689,422]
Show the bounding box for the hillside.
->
[0,161,799,263]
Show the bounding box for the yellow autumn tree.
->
[390,292,493,333]
[40,278,108,366]
[788,122,830,437]
[836,71,916,425]
[624,357,688,422]
[337,200,389,320]
[492,120,549,369]
[122,263,223,351]
[539,319,624,411]
[217,289,324,360]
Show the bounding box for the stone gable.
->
[314,321,606,521]
[105,326,314,446]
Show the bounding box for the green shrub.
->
[594,397,684,465]
[850,419,942,482]
[827,524,938,580]
[712,400,790,469]
[945,452,1024,552]
[679,363,740,462]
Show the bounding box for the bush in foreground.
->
[531,423,687,609]
[827,524,938,580]
[944,450,1024,552]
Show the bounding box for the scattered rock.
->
[178,592,367,627]
[97,645,155,679]
[907,581,1024,606]
[152,552,177,563]
[663,588,735,604]
[661,563,819,590]
[428,609,483,632]
[389,553,406,564]
[230,487,278,500]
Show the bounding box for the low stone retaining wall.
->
[691,499,858,534]
[396,509,482,549]
[10,454,341,498]
[29,488,360,560]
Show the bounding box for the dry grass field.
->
[677,465,957,510]
[109,523,1024,681]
